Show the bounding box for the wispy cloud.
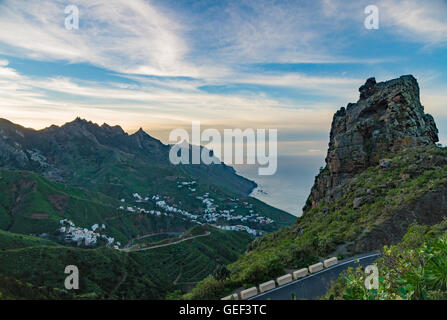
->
[0,0,446,148]
[0,0,196,77]
[379,0,447,45]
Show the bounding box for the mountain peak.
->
[135,127,146,135]
[72,117,90,124]
[304,75,439,211]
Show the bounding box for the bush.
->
[183,277,226,300]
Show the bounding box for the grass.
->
[0,225,251,299]
[185,146,447,299]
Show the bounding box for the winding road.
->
[119,232,211,252]
[250,252,381,300]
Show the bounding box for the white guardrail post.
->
[292,268,308,279]
[276,274,293,286]
[240,287,258,300]
[221,257,339,299]
[259,280,276,293]
[323,257,338,268]
[308,262,324,273]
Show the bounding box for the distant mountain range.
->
[0,117,256,197]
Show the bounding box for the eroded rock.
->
[304,75,438,211]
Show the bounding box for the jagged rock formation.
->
[304,75,439,211]
[204,75,446,292]
[0,117,256,196]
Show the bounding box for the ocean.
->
[234,155,325,217]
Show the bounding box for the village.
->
[59,219,121,249]
[57,180,273,248]
[120,180,274,236]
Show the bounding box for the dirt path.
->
[124,231,183,248]
[120,232,211,252]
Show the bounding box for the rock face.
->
[304,75,439,211]
[0,117,256,196]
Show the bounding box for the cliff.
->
[186,76,447,298]
[304,75,439,211]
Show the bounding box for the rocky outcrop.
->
[304,75,439,211]
[351,184,447,253]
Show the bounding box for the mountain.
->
[186,75,447,299]
[0,118,295,231]
[0,117,297,299]
[304,75,438,211]
[0,117,256,197]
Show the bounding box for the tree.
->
[213,265,231,282]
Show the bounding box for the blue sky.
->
[0,0,446,158]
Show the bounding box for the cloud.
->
[0,60,341,141]
[182,0,381,66]
[0,0,446,152]
[232,73,361,100]
[0,0,197,77]
[379,0,447,45]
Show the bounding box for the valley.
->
[0,118,295,299]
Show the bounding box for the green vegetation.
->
[0,229,57,250]
[0,168,292,300]
[0,119,296,299]
[0,225,251,299]
[132,233,181,247]
[326,221,447,300]
[0,169,196,245]
[186,146,447,299]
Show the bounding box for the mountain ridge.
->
[0,117,258,197]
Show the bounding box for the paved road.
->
[250,253,380,300]
[120,232,211,252]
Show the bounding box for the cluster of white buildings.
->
[177,180,197,192]
[59,219,120,249]
[216,225,263,236]
[56,181,276,250]
[154,196,199,221]
[115,183,274,238]
[203,211,273,225]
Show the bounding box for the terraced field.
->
[0,225,252,299]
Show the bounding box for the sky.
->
[0,0,446,160]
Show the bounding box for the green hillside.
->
[185,146,447,299]
[0,169,195,245]
[0,118,257,198]
[0,117,296,300]
[327,221,447,300]
[0,225,251,299]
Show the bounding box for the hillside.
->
[326,221,447,300]
[0,117,296,299]
[0,169,195,245]
[0,225,252,299]
[0,117,256,198]
[0,118,295,231]
[185,75,447,299]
